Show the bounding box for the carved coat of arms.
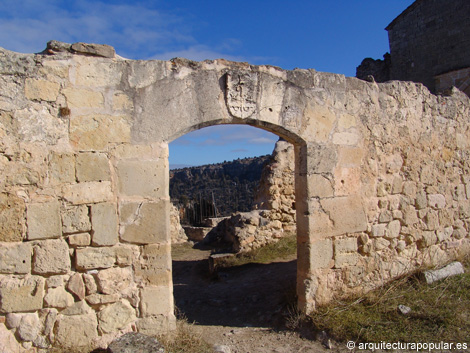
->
[225,71,257,119]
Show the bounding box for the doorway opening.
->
[169,124,299,328]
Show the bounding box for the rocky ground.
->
[172,244,348,353]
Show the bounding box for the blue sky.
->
[0,0,414,167]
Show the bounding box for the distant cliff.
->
[170,156,270,224]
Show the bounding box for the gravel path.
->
[171,244,347,353]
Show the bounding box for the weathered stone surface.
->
[96,267,132,295]
[62,204,91,233]
[75,60,122,87]
[91,203,118,246]
[76,152,111,182]
[5,313,21,329]
[85,293,119,305]
[15,104,67,144]
[120,201,169,244]
[17,313,40,341]
[71,42,115,58]
[27,201,62,240]
[307,174,334,198]
[423,261,465,284]
[0,322,23,353]
[140,286,173,317]
[48,152,76,185]
[33,238,70,275]
[114,245,135,266]
[0,242,31,274]
[107,332,165,353]
[320,196,368,236]
[25,78,60,102]
[0,193,25,242]
[61,300,92,316]
[70,114,130,151]
[62,87,104,108]
[334,253,359,268]
[386,220,401,239]
[135,243,171,285]
[428,194,446,209]
[136,315,176,335]
[44,286,74,309]
[75,247,116,270]
[68,232,91,247]
[371,224,386,237]
[0,276,45,313]
[310,239,333,270]
[116,160,166,198]
[67,273,85,300]
[47,275,66,288]
[53,313,98,350]
[83,273,97,295]
[62,181,113,205]
[97,300,136,334]
[170,203,187,244]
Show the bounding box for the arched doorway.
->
[166,120,310,324]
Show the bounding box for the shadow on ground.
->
[172,254,297,328]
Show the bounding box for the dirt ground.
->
[172,243,348,353]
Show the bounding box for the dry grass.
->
[158,316,212,353]
[310,255,470,344]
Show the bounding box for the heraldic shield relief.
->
[225,71,257,119]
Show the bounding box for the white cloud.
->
[250,137,278,144]
[0,0,194,57]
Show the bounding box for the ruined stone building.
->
[357,0,470,96]
[0,38,469,351]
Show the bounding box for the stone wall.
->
[255,139,296,234]
[170,204,187,243]
[386,0,470,92]
[435,68,470,97]
[0,41,469,350]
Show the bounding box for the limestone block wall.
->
[0,46,175,351]
[302,83,470,311]
[0,42,469,350]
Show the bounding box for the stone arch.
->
[166,119,311,314]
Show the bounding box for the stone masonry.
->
[0,40,469,350]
